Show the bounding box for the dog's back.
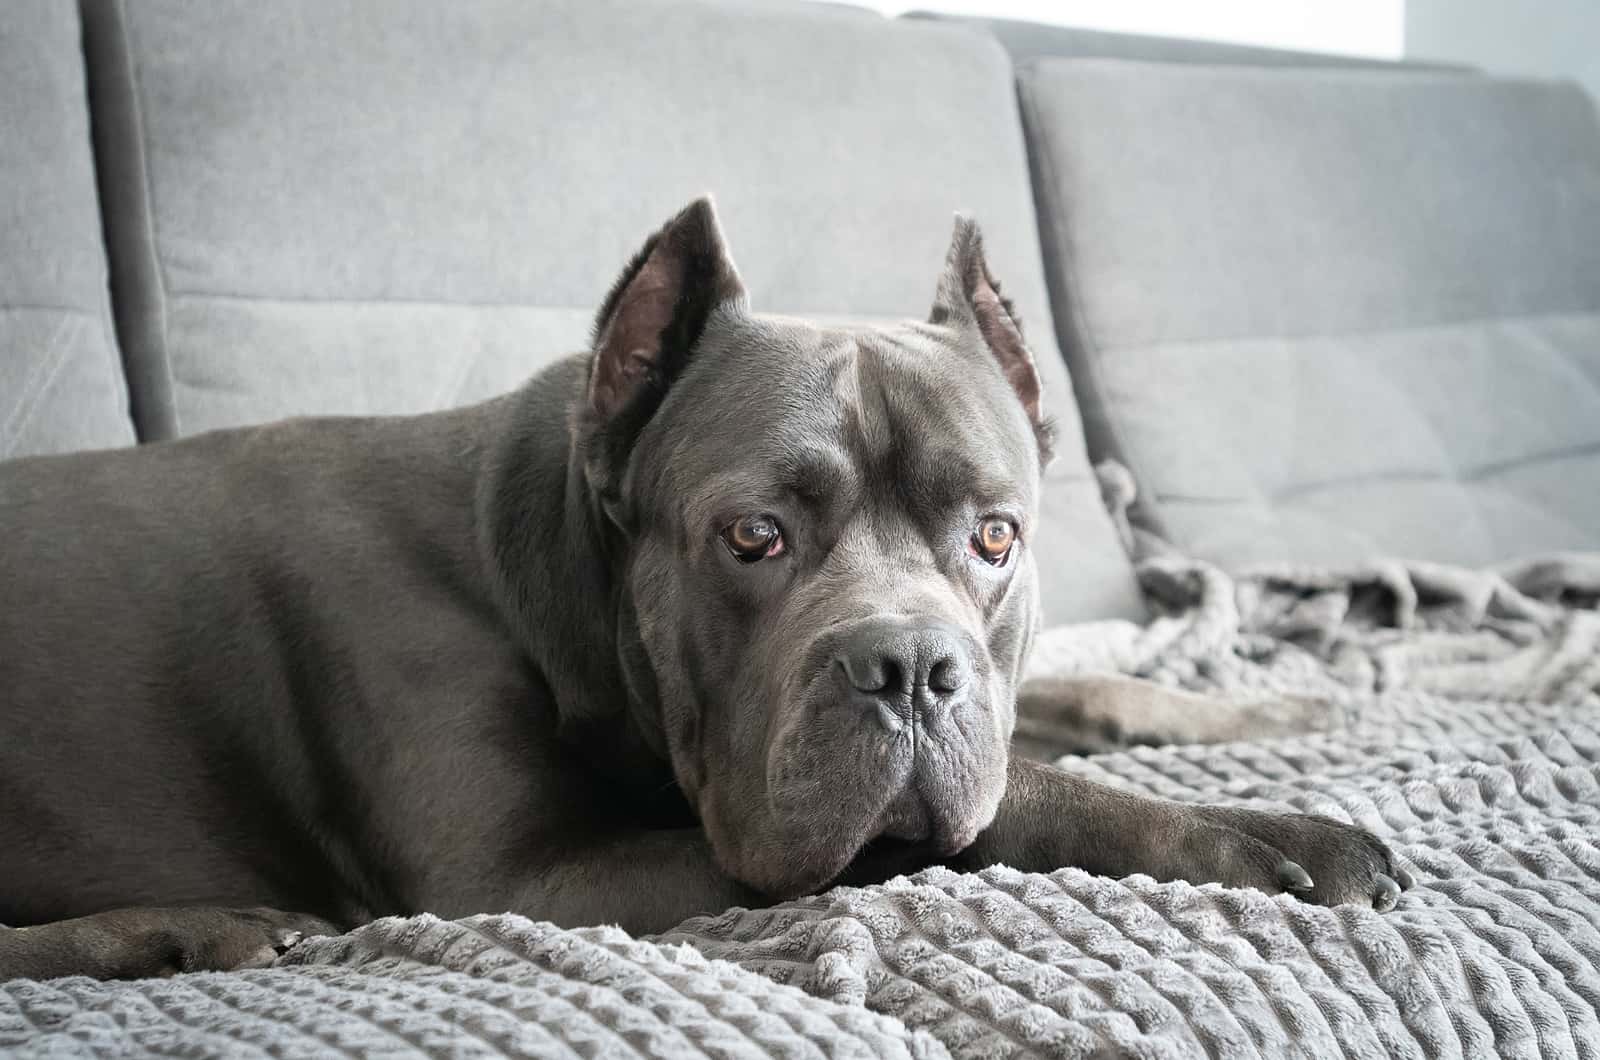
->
[0,400,541,926]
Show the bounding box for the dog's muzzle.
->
[833,617,974,733]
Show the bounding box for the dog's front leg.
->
[957,757,1408,911]
[1013,674,1343,758]
[0,907,337,981]
[501,828,765,936]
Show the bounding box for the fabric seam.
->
[116,0,179,439]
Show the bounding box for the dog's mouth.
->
[737,668,1010,896]
[875,785,985,856]
[727,741,1000,898]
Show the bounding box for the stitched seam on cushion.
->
[438,342,478,409]
[1415,355,1495,561]
[0,303,99,318]
[163,291,927,326]
[116,0,178,439]
[1093,307,1600,356]
[1314,441,1600,496]
[1017,76,1169,547]
[92,263,134,440]
[1110,315,1600,554]
[1149,440,1600,506]
[1,317,77,455]
[165,290,592,310]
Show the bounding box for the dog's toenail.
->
[1372,875,1401,912]
[1276,860,1314,893]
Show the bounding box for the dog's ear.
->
[929,217,1045,429]
[588,197,746,421]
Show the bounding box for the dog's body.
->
[0,202,1405,980]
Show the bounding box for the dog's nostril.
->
[927,656,966,695]
[840,654,892,694]
[840,625,973,706]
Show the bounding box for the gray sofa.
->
[4,1,1600,1056]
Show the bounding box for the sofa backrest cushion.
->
[1019,60,1600,569]
[0,0,134,459]
[79,0,1145,624]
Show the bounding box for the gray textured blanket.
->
[6,553,1599,1058]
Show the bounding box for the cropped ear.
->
[929,217,1044,427]
[588,197,746,421]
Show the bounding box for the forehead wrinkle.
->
[681,446,857,533]
[882,321,1036,460]
[863,324,934,360]
[777,447,854,507]
[839,335,895,461]
[890,363,1020,505]
[760,339,858,508]
[683,470,769,533]
[853,335,1031,530]
[904,446,991,515]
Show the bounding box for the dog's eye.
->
[971,516,1016,565]
[722,514,785,563]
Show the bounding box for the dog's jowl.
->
[0,199,1407,980]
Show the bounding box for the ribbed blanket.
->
[5,553,1598,1058]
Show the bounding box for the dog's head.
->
[578,198,1052,898]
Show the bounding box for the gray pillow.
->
[1021,60,1600,568]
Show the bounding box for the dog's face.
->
[580,199,1052,898]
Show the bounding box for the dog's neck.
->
[475,358,677,799]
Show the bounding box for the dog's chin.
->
[878,788,933,841]
[757,774,997,895]
[876,786,989,855]
[729,688,1009,897]
[709,777,998,900]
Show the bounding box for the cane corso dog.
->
[0,199,1406,980]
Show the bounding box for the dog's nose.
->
[836,619,973,729]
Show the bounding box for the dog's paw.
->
[166,907,338,972]
[1178,806,1409,910]
[79,906,337,978]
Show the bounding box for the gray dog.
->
[0,199,1407,980]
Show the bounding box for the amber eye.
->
[972,516,1016,565]
[722,514,785,563]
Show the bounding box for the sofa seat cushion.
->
[1019,61,1600,568]
[0,0,134,459]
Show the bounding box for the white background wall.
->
[857,1,1600,97]
[857,1,1405,58]
[1406,0,1600,101]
